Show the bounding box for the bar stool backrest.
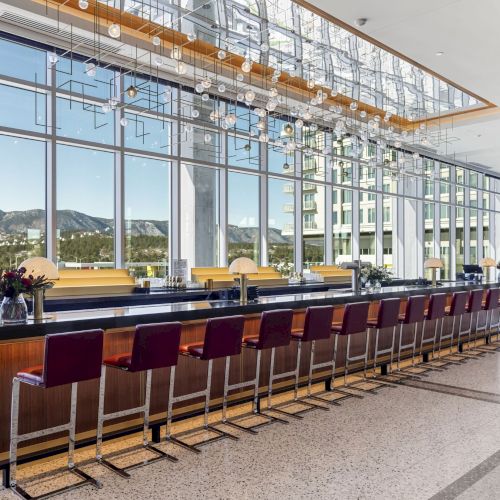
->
[129,322,182,372]
[484,288,500,311]
[374,298,401,329]
[302,305,334,342]
[201,315,245,360]
[448,291,468,316]
[339,302,370,335]
[401,295,426,324]
[43,329,104,388]
[426,293,447,320]
[255,309,294,349]
[467,289,484,313]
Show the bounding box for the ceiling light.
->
[435,51,444,56]
[241,59,252,73]
[120,117,129,127]
[126,85,138,98]
[152,36,161,46]
[354,18,367,27]
[282,123,294,137]
[78,0,89,9]
[108,23,121,39]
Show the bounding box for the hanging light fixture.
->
[78,0,89,9]
[108,23,121,39]
[126,85,138,98]
[282,123,294,137]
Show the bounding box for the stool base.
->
[98,444,178,479]
[11,467,101,500]
[222,410,288,433]
[167,425,238,454]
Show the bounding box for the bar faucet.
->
[340,260,362,294]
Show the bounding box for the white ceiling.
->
[310,0,500,172]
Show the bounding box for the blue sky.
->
[0,135,290,227]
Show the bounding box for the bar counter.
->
[0,281,494,462]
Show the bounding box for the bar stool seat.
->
[166,315,246,452]
[441,291,471,362]
[96,322,182,478]
[16,365,44,385]
[179,343,205,357]
[290,329,305,340]
[476,288,500,352]
[330,301,373,396]
[103,353,133,369]
[242,335,260,346]
[367,298,401,381]
[10,330,104,499]
[395,295,426,376]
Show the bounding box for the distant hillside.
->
[0,209,292,244]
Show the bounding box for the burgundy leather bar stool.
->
[330,301,371,394]
[456,289,485,354]
[367,297,401,377]
[96,322,182,478]
[240,309,308,423]
[486,288,500,345]
[222,309,295,434]
[440,291,469,359]
[166,315,245,453]
[418,293,447,367]
[289,305,336,408]
[476,288,500,351]
[396,295,426,372]
[9,330,104,499]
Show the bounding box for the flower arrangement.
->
[360,265,393,285]
[0,267,54,298]
[272,259,294,278]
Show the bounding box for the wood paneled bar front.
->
[0,283,494,465]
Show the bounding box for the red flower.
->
[4,272,15,279]
[21,278,32,287]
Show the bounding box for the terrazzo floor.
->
[2,350,500,500]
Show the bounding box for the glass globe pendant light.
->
[282,123,294,137]
[108,23,121,39]
[126,85,138,98]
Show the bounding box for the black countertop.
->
[0,282,494,341]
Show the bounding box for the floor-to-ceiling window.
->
[56,145,115,268]
[228,171,260,263]
[0,34,497,281]
[125,156,170,277]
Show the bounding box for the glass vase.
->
[374,281,382,292]
[0,294,28,324]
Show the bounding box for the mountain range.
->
[0,209,292,244]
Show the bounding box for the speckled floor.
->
[2,350,500,500]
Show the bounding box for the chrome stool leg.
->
[344,330,385,394]
[301,336,357,405]
[10,379,101,499]
[266,342,323,419]
[96,365,177,478]
[219,349,287,433]
[166,358,238,454]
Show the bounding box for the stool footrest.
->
[101,405,147,422]
[15,423,72,444]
